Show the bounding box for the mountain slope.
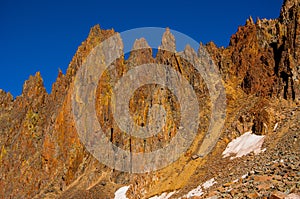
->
[0,0,299,198]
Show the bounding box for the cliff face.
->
[207,0,300,101]
[0,0,299,198]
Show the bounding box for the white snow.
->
[181,178,217,198]
[185,185,203,198]
[114,186,130,199]
[222,131,265,159]
[202,178,216,189]
[149,191,177,199]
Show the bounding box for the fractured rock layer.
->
[0,0,299,198]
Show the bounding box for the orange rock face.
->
[0,0,299,198]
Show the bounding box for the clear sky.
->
[0,0,283,97]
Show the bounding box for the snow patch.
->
[114,186,130,199]
[182,178,216,198]
[185,185,203,198]
[222,131,265,159]
[149,191,177,199]
[202,178,216,189]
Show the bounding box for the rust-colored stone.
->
[0,1,299,198]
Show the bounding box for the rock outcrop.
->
[0,0,299,198]
[207,0,300,101]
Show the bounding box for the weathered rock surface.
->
[0,0,299,198]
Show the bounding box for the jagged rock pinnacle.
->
[246,16,254,25]
[159,27,176,52]
[280,0,299,21]
[132,38,151,50]
[22,71,46,98]
[128,37,154,65]
[88,24,102,38]
[1,2,300,198]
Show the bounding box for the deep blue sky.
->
[0,0,283,97]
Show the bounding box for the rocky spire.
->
[132,38,151,50]
[22,72,47,98]
[0,89,13,109]
[246,16,254,26]
[88,24,102,38]
[159,27,176,52]
[127,38,154,65]
[66,24,115,80]
[280,0,299,22]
